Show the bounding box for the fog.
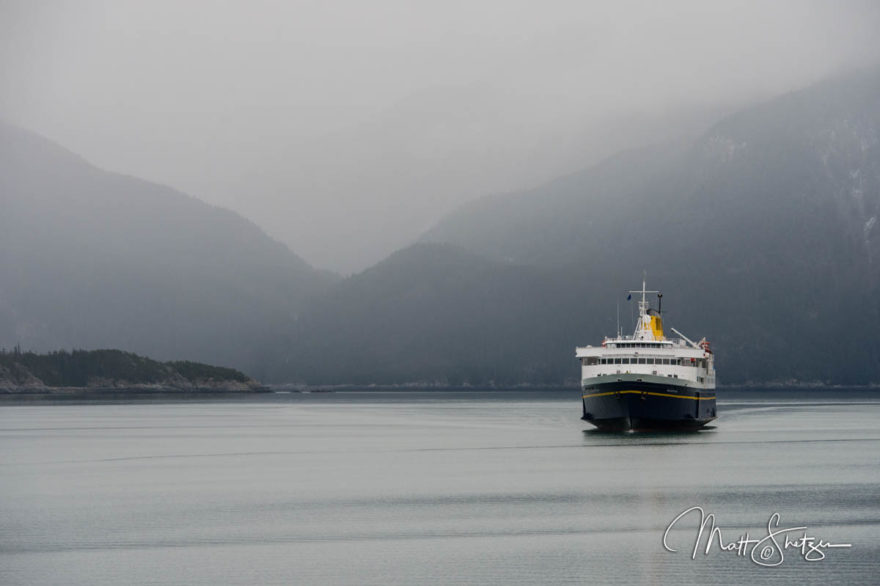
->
[2,0,879,273]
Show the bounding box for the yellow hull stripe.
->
[582,390,716,401]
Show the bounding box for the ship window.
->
[614,358,621,364]
[647,358,655,365]
[586,357,598,365]
[638,358,646,364]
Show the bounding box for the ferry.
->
[575,279,716,431]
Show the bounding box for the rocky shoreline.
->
[0,383,272,403]
[0,382,269,394]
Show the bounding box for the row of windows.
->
[608,342,668,349]
[583,357,707,367]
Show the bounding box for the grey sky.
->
[2,0,879,273]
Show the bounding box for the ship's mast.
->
[616,299,621,338]
[628,274,660,340]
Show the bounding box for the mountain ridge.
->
[271,67,880,385]
[3,66,879,385]
[0,120,338,378]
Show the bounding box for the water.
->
[2,390,879,585]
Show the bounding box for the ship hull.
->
[581,380,716,431]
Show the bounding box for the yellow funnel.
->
[650,315,664,339]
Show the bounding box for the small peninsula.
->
[0,348,265,395]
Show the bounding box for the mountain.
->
[0,121,338,377]
[267,242,740,386]
[423,67,880,269]
[5,66,878,387]
[216,83,735,273]
[273,67,880,385]
[264,243,586,385]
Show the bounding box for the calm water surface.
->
[1,390,879,585]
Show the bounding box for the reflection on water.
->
[1,389,878,585]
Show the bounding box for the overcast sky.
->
[2,0,879,273]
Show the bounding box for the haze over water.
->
[2,390,878,585]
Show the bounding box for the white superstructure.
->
[575,279,715,390]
